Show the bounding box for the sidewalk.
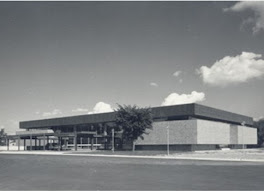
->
[1,149,264,163]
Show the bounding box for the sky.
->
[0,1,264,134]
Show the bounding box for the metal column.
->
[65,138,68,150]
[18,136,20,151]
[74,126,77,151]
[30,134,32,151]
[59,137,62,151]
[6,137,9,151]
[91,137,93,150]
[43,134,46,150]
[35,139,37,150]
[24,139,26,150]
[47,136,49,150]
[112,128,115,153]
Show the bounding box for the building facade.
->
[6,103,257,151]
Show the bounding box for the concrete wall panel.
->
[237,126,257,144]
[197,120,230,144]
[230,125,238,144]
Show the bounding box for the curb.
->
[1,151,264,163]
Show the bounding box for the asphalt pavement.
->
[0,153,264,190]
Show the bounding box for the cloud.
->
[173,71,182,77]
[161,91,205,106]
[72,108,89,113]
[2,120,19,134]
[42,109,62,117]
[197,52,264,87]
[179,79,183,83]
[224,2,264,34]
[254,116,264,121]
[88,102,114,114]
[150,82,158,87]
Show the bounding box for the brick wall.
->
[136,119,257,146]
[135,120,197,145]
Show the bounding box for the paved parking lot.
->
[0,153,264,190]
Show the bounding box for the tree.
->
[254,119,264,147]
[0,128,7,146]
[115,104,153,151]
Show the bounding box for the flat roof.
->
[20,103,253,129]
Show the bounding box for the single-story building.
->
[6,103,257,151]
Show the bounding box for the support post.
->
[112,128,114,153]
[24,139,26,150]
[18,136,20,151]
[7,137,9,151]
[65,139,68,150]
[74,126,77,151]
[104,127,107,150]
[30,133,32,151]
[60,137,62,151]
[39,139,41,148]
[57,136,60,151]
[47,136,49,150]
[35,139,37,150]
[167,125,170,156]
[91,137,93,150]
[43,134,46,151]
[104,137,107,150]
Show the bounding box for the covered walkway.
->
[5,124,122,151]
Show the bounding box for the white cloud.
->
[179,79,183,83]
[72,108,89,113]
[173,71,182,77]
[224,2,264,34]
[161,91,205,106]
[150,82,158,87]
[254,116,264,121]
[88,102,114,114]
[42,109,62,117]
[3,120,19,134]
[197,52,264,87]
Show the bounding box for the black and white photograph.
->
[0,1,264,190]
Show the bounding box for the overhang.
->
[19,103,253,129]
